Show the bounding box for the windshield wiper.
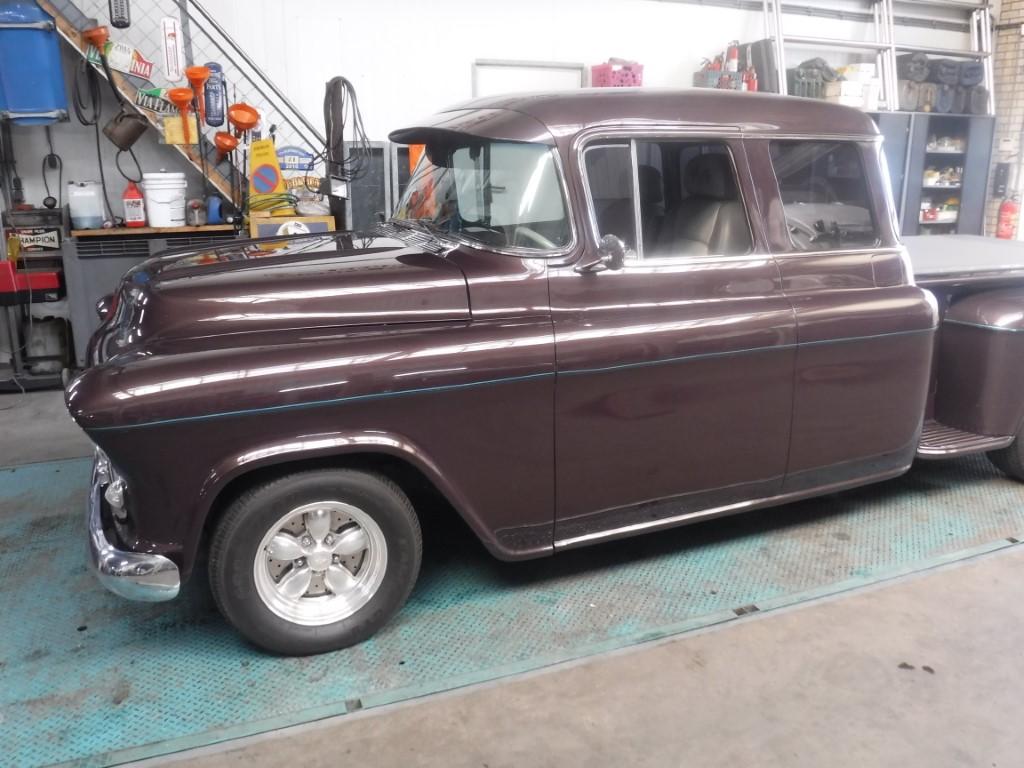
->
[389,218,456,253]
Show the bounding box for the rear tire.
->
[209,468,421,655]
[988,432,1024,482]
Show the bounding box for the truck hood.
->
[103,231,468,349]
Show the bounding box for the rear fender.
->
[935,287,1024,436]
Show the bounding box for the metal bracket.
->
[0,109,68,122]
[0,20,55,30]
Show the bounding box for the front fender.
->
[194,429,491,555]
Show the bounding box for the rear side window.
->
[769,141,878,251]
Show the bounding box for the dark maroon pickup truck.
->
[68,90,1024,655]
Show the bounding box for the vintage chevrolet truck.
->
[68,89,1024,655]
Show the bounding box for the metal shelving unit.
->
[760,0,994,114]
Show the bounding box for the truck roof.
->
[389,88,880,145]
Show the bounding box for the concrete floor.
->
[0,389,93,465]
[5,390,1022,767]
[157,546,1024,768]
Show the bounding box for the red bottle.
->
[122,180,146,228]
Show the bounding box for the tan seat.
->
[651,154,751,258]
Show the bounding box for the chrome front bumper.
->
[87,454,180,602]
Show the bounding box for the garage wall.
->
[199,0,970,141]
[985,2,1024,238]
[9,46,205,213]
[3,0,976,211]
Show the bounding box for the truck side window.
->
[583,143,637,253]
[769,141,878,251]
[583,139,752,260]
[642,141,751,259]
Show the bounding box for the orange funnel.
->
[227,103,258,138]
[185,66,211,125]
[167,87,195,144]
[83,25,109,50]
[214,131,238,162]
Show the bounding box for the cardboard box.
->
[824,79,880,111]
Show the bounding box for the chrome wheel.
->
[253,501,387,626]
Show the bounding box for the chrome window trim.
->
[629,139,645,261]
[574,127,757,264]
[755,132,884,143]
[392,143,579,259]
[770,245,903,260]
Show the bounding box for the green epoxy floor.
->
[1,454,1022,767]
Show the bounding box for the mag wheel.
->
[210,469,421,655]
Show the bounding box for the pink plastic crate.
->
[591,61,644,87]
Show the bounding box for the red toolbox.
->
[0,261,62,305]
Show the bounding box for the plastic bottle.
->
[6,230,21,263]
[122,180,146,228]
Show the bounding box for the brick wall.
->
[984,1,1024,234]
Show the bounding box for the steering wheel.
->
[512,226,556,250]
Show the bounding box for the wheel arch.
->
[185,432,504,578]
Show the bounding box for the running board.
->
[916,420,1014,459]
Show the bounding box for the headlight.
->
[94,449,111,485]
[95,448,128,521]
[104,478,126,511]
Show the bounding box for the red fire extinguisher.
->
[726,40,740,73]
[997,195,1019,240]
[122,180,146,228]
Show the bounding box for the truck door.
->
[746,137,937,493]
[549,134,798,547]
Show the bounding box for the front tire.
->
[209,469,422,655]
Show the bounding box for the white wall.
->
[5,0,973,211]
[201,0,971,140]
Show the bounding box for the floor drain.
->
[1007,537,1020,544]
[733,604,760,616]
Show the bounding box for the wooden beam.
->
[71,224,235,237]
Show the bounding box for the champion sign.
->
[16,228,61,252]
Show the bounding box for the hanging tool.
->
[228,103,258,211]
[185,66,211,125]
[214,131,238,209]
[40,126,62,210]
[167,87,195,144]
[315,77,372,228]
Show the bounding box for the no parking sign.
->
[251,164,281,194]
[247,139,288,198]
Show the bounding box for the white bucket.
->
[141,171,187,227]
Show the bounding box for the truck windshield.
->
[393,140,571,251]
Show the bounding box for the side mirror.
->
[575,234,627,274]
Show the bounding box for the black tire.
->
[209,468,421,655]
[988,435,1024,482]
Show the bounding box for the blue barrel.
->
[0,1,68,125]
